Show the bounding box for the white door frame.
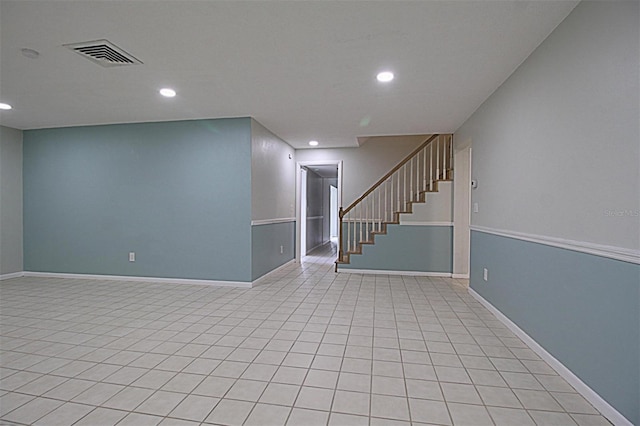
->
[296,160,343,261]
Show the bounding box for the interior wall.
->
[400,181,452,224]
[250,119,296,221]
[457,2,639,423]
[452,143,471,277]
[23,118,254,282]
[0,125,23,276]
[305,169,324,253]
[250,119,295,279]
[295,135,428,207]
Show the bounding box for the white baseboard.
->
[22,271,252,288]
[0,271,24,281]
[337,268,451,277]
[469,288,632,426]
[452,273,469,279]
[252,260,295,285]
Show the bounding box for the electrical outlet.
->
[473,202,479,213]
[129,252,135,262]
[280,245,284,254]
[483,268,488,281]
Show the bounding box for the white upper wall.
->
[0,125,24,275]
[401,181,452,224]
[296,135,428,207]
[251,119,296,222]
[456,1,639,251]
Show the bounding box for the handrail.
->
[341,134,439,216]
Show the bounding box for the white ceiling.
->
[0,0,577,148]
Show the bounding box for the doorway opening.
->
[296,161,342,261]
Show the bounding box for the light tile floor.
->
[0,243,610,425]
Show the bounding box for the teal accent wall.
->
[251,221,295,281]
[340,225,452,273]
[0,126,24,275]
[470,230,639,425]
[23,118,253,282]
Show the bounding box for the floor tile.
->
[328,412,369,426]
[304,369,339,388]
[434,366,472,384]
[311,355,343,371]
[514,388,564,411]
[372,375,406,396]
[15,374,68,396]
[225,379,268,402]
[0,254,609,426]
[569,413,612,426]
[408,398,451,424]
[370,394,410,421]
[447,402,494,426]
[161,372,205,394]
[259,382,300,406]
[295,386,334,411]
[102,386,155,411]
[0,392,35,416]
[552,392,599,414]
[131,369,176,389]
[136,390,186,416]
[332,390,369,416]
[74,407,128,425]
[441,382,482,404]
[33,401,94,426]
[244,403,291,426]
[337,372,371,393]
[487,406,535,425]
[158,417,200,426]
[272,366,308,385]
[205,398,254,425]
[501,372,544,390]
[287,407,330,425]
[117,412,164,426]
[476,384,522,408]
[528,409,578,425]
[193,376,235,399]
[71,382,124,405]
[2,396,63,425]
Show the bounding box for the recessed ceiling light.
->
[159,88,176,98]
[0,103,12,110]
[308,140,319,146]
[376,71,394,82]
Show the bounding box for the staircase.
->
[336,134,453,270]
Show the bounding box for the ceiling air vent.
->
[64,39,142,67]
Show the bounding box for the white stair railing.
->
[338,134,453,266]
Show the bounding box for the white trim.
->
[22,271,252,288]
[452,273,469,279]
[469,288,632,426]
[252,259,295,285]
[399,221,453,227]
[251,217,295,226]
[337,268,451,277]
[0,271,24,281]
[471,225,640,265]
